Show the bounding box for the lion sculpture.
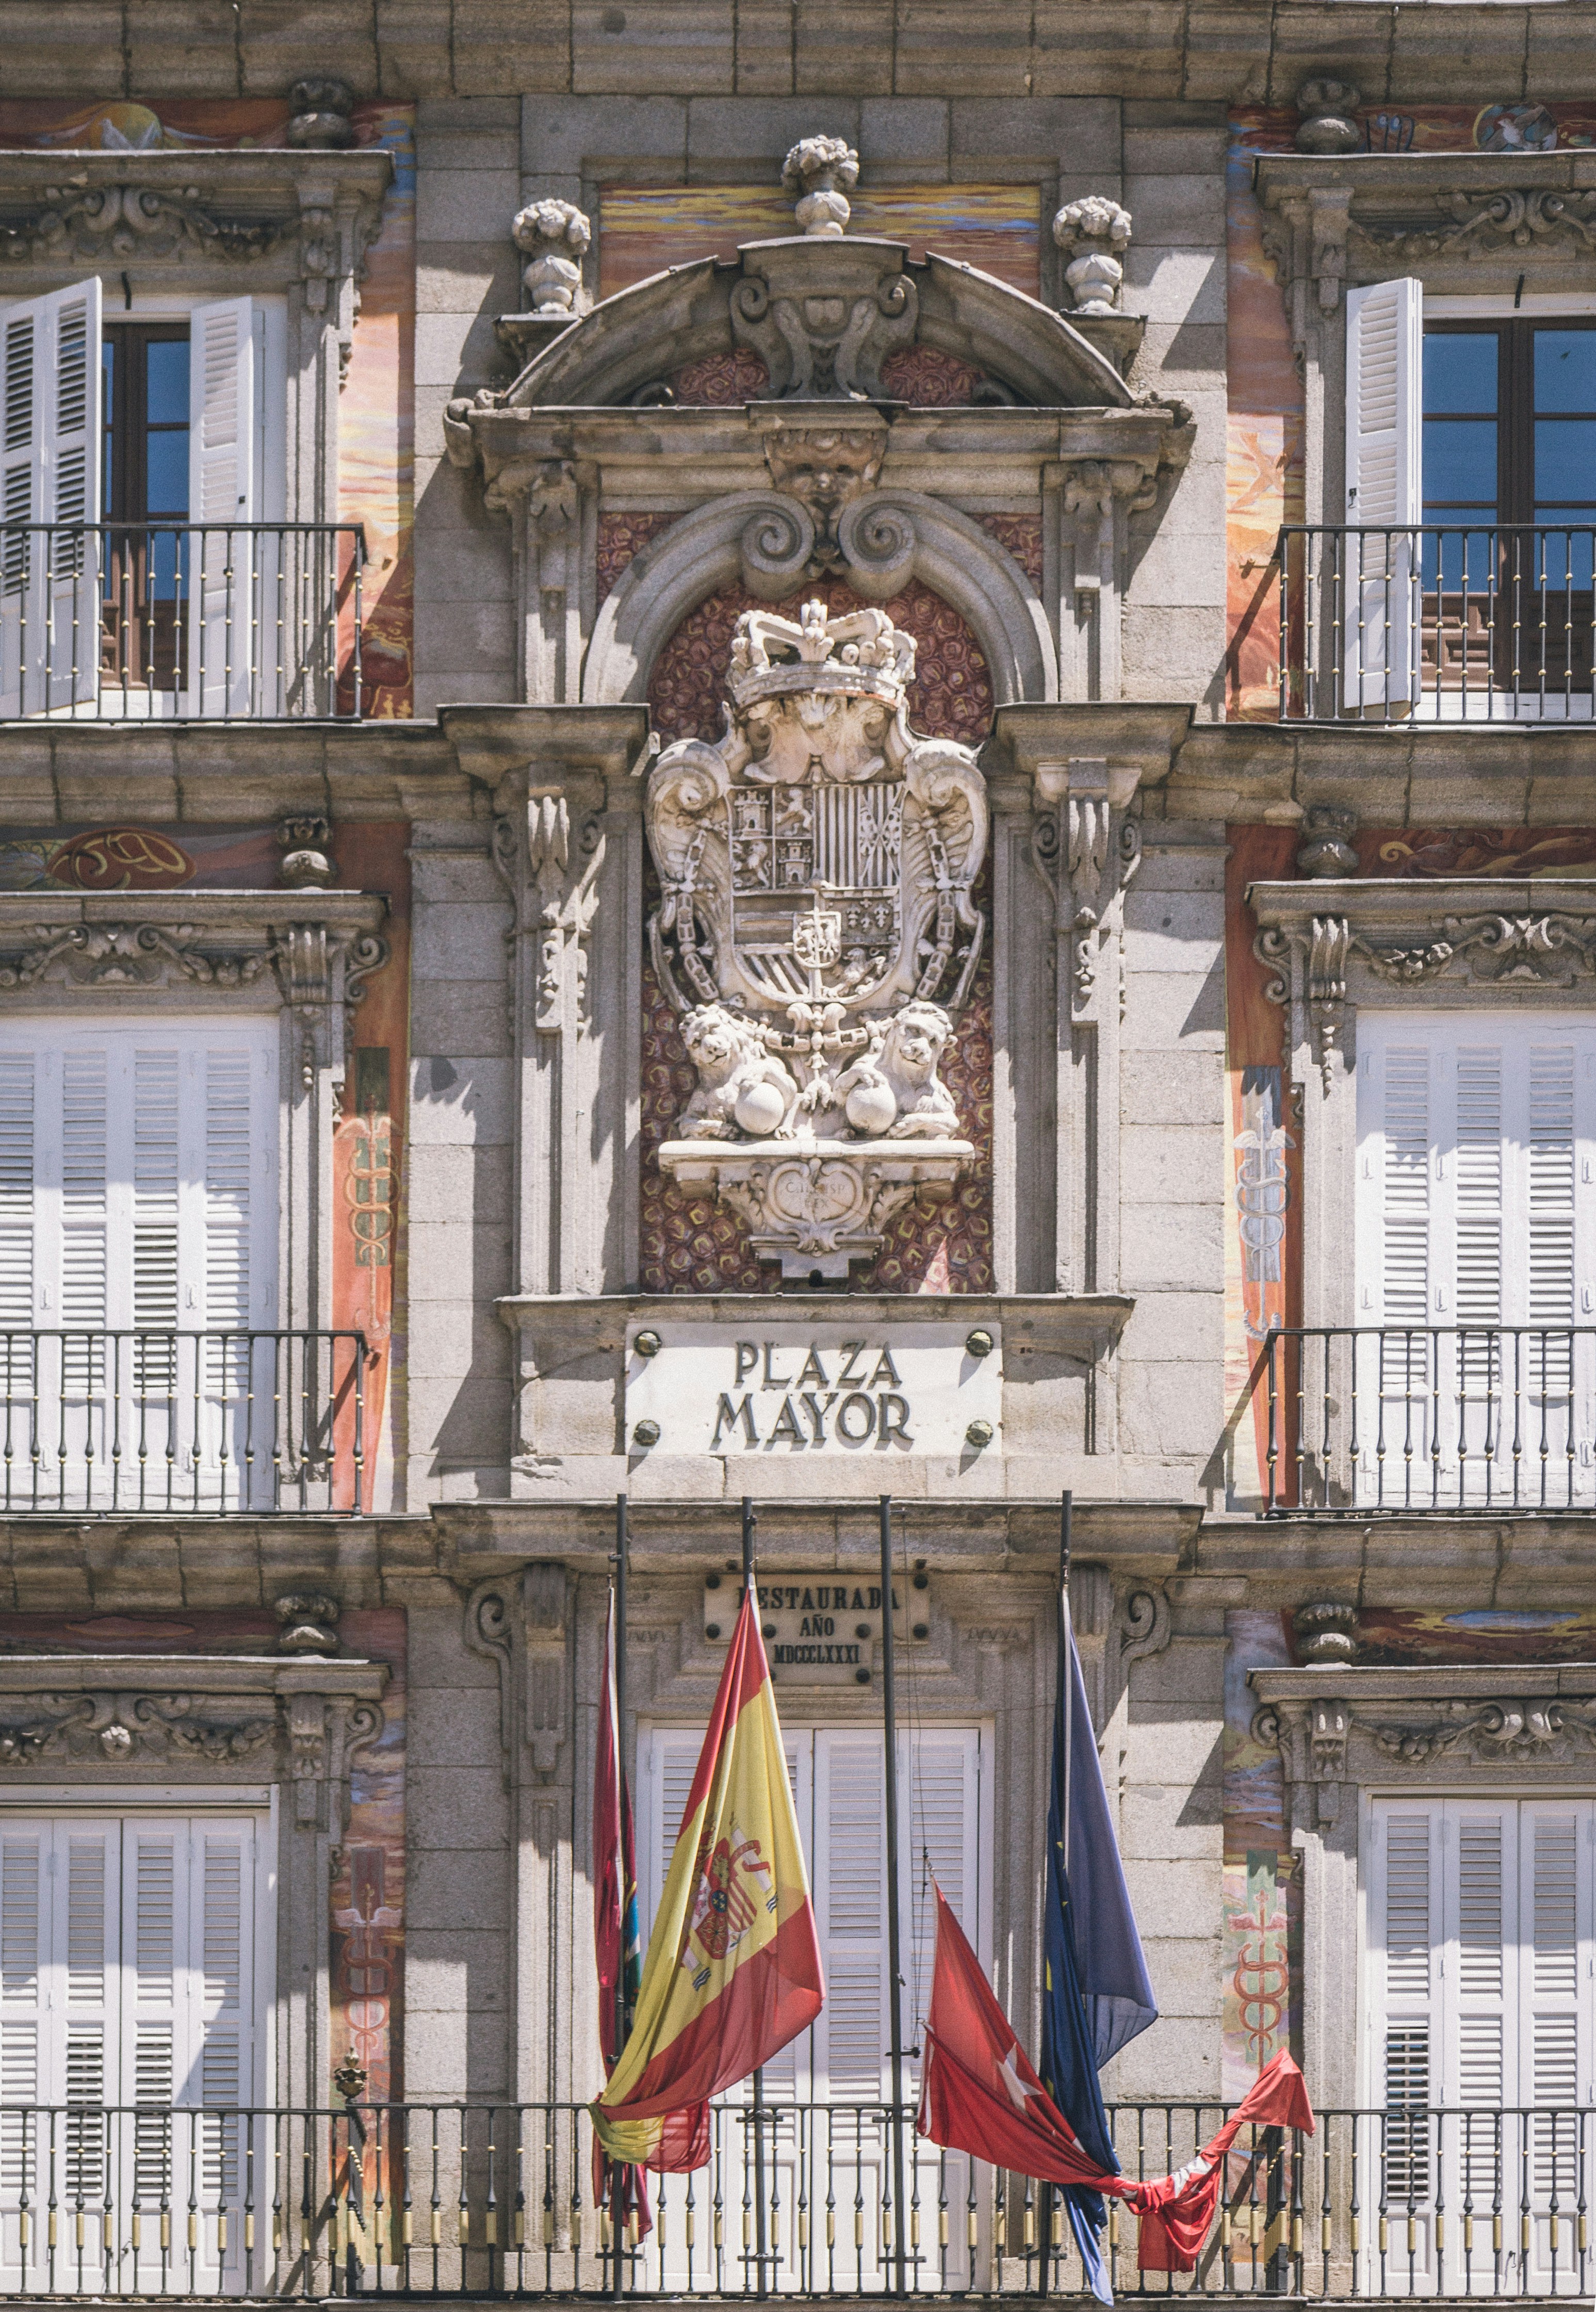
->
[675,1004,799,1140]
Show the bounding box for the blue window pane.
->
[145,339,189,426]
[144,430,189,518]
[1534,419,1596,510]
[1422,530,1497,592]
[1423,332,1497,414]
[1423,419,1497,508]
[1534,331,1596,415]
[1533,533,1595,590]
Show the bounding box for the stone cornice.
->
[1251,874,1596,1003]
[989,702,1195,791]
[438,703,652,791]
[0,888,388,1014]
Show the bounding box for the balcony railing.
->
[0,2099,1586,2299]
[0,1329,371,1517]
[1260,1325,1596,1516]
[0,523,366,722]
[1277,524,1596,723]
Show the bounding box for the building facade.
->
[0,0,1591,2295]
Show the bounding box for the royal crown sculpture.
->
[644,600,988,1278]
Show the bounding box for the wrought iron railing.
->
[0,2098,1588,2298]
[0,1328,371,1516]
[1277,524,1596,722]
[0,523,366,720]
[1259,1325,1596,1516]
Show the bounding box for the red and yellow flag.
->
[591,1589,824,2168]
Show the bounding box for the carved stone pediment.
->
[0,889,389,1071]
[644,599,987,1277]
[1249,874,1596,1090]
[1250,1664,1596,1830]
[0,1653,386,1825]
[0,148,391,309]
[1257,152,1596,314]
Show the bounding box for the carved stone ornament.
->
[730,231,917,399]
[512,198,593,317]
[781,137,859,238]
[754,411,889,585]
[1250,876,1596,1097]
[1361,186,1596,262]
[286,77,356,151]
[1051,196,1133,316]
[644,598,987,1277]
[1294,79,1362,156]
[0,181,278,264]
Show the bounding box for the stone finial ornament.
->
[275,1592,342,1656]
[286,77,356,150]
[1295,803,1358,880]
[781,136,859,237]
[1295,79,1362,155]
[1051,196,1133,315]
[512,198,593,316]
[1293,1601,1359,1666]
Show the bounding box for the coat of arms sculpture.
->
[645,599,988,1277]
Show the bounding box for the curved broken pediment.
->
[493,236,1136,413]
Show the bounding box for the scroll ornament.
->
[645,600,987,1277]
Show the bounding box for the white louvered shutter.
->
[1520,1806,1588,2214]
[0,281,102,719]
[187,297,258,715]
[1449,1806,1510,2167]
[0,1055,34,1358]
[1344,277,1422,707]
[1371,1803,1438,2209]
[1358,1020,1596,1503]
[812,1731,887,2101]
[906,1729,981,2068]
[0,1825,44,2262]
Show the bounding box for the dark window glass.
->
[1534,330,1596,415]
[1423,332,1497,415]
[101,324,189,525]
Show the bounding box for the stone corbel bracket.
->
[1256,152,1596,323]
[0,889,389,1081]
[1250,1663,1596,1835]
[1068,1566,1172,1734]
[464,1565,574,1788]
[1029,756,1144,1025]
[0,1653,386,1832]
[1250,874,1596,1094]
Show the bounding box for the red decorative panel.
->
[880,346,985,406]
[595,511,676,611]
[639,577,996,1295]
[981,513,1044,590]
[670,348,771,404]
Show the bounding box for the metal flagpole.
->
[1039,1489,1073,2294]
[743,1497,769,2302]
[610,1492,629,2298]
[880,1493,908,2295]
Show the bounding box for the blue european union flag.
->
[1039,1608,1158,2302]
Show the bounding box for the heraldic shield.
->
[643,599,989,1277]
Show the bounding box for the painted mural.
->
[597,183,1042,301]
[1226,102,1596,718]
[0,1606,406,2104]
[0,98,415,720]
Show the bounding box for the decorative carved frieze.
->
[1250,877,1596,1096]
[644,599,987,1277]
[0,1655,385,1828]
[0,182,278,264]
[1251,1666,1596,1832]
[1360,187,1596,262]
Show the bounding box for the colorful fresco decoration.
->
[0,99,414,720]
[0,822,280,890]
[1227,101,1596,717]
[1354,1604,1596,1666]
[1223,826,1301,1507]
[330,825,411,1516]
[1221,1608,1298,2099]
[0,1606,406,2103]
[598,183,1042,302]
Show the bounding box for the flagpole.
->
[879,1493,908,2297]
[611,1491,629,2299]
[743,1496,770,2303]
[1036,1489,1073,2303]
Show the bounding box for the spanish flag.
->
[591,1587,824,2169]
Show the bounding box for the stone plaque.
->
[703,1572,921,1686]
[625,1322,1001,1457]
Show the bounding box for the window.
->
[1365,1796,1594,2291]
[0,286,271,719]
[1344,284,1596,712]
[1355,1016,1596,1502]
[0,1810,267,2293]
[0,1022,278,1510]
[637,1721,985,2288]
